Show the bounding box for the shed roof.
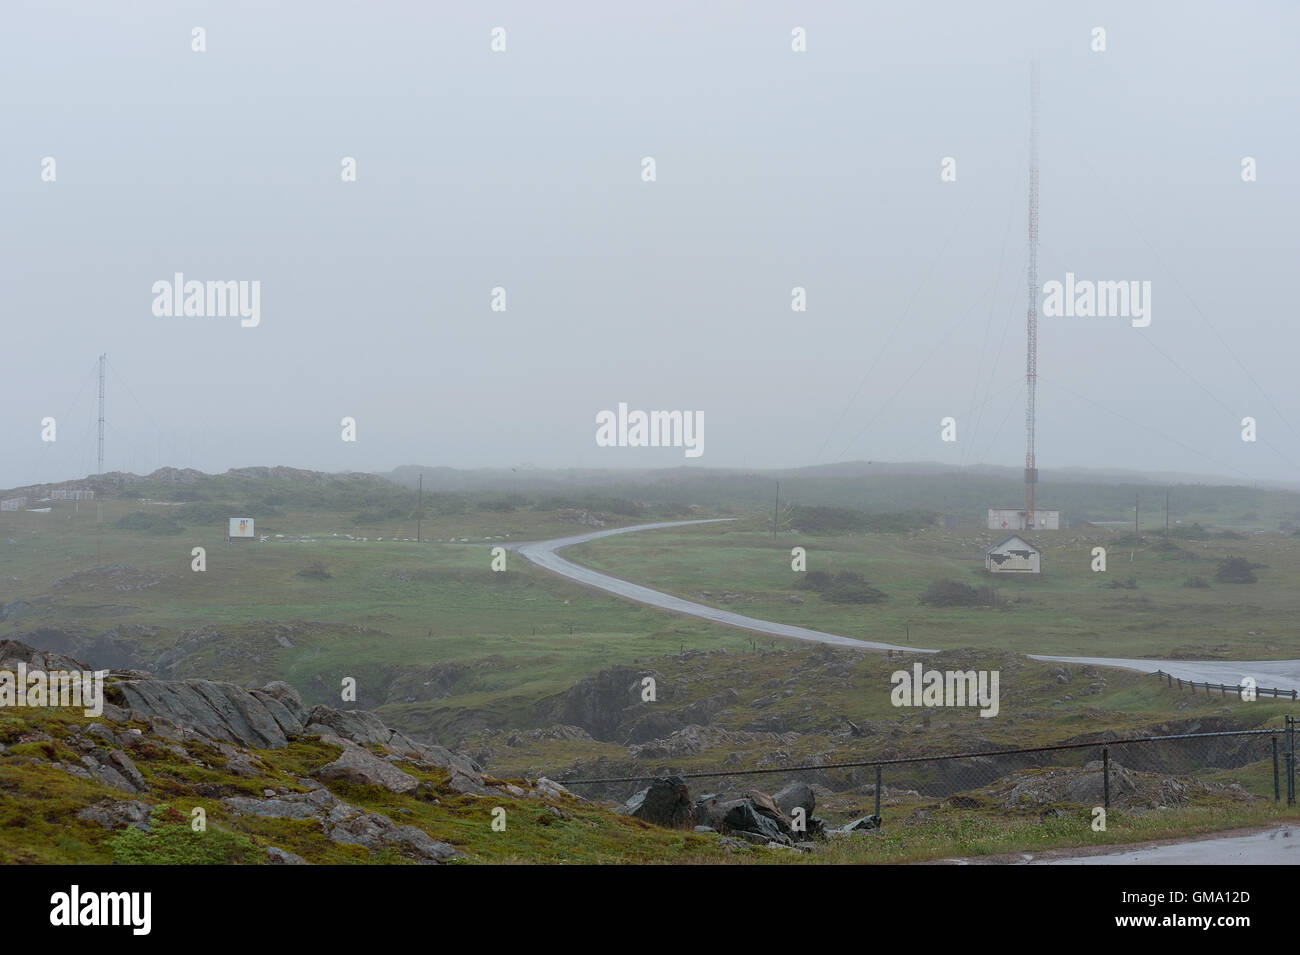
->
[987,534,1037,553]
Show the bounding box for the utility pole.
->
[417,473,422,543]
[97,353,106,475]
[96,353,106,566]
[773,480,779,539]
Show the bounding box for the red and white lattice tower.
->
[1024,62,1039,529]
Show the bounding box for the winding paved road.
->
[508,519,1300,692]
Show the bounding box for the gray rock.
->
[116,678,302,749]
[534,777,579,801]
[773,781,815,818]
[305,706,393,747]
[392,825,461,862]
[266,846,308,865]
[708,798,792,845]
[314,742,419,795]
[86,723,118,746]
[0,640,90,675]
[78,754,138,793]
[327,810,462,862]
[840,814,881,832]
[694,789,794,845]
[223,788,335,820]
[625,776,694,828]
[147,717,185,742]
[251,683,309,735]
[76,799,152,831]
[106,750,146,790]
[306,706,482,779]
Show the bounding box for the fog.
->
[2,0,1297,489]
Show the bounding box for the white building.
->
[49,489,94,501]
[985,534,1040,574]
[987,507,1060,531]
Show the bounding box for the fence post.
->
[1220,684,1226,697]
[874,765,882,822]
[1102,746,1110,809]
[1273,735,1281,803]
[1288,717,1296,807]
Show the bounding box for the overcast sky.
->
[2,0,1297,490]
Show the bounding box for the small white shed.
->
[985,534,1040,574]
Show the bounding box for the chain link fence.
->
[554,718,1300,824]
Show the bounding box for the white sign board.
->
[228,517,255,539]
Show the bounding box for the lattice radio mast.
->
[97,353,106,475]
[1024,62,1039,529]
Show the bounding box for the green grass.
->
[783,803,1300,864]
[565,520,1300,659]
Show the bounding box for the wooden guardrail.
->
[1152,669,1297,700]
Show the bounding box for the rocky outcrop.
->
[313,738,420,795]
[222,782,461,863]
[533,666,670,741]
[305,705,488,793]
[985,760,1258,811]
[115,678,303,749]
[0,639,594,865]
[0,639,91,675]
[76,799,153,831]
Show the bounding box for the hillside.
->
[0,640,731,865]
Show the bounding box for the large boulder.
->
[694,790,795,845]
[625,776,695,828]
[773,781,815,819]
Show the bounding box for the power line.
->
[834,282,999,462]
[956,162,1024,467]
[816,188,983,462]
[1076,152,1300,449]
[1036,238,1299,474]
[1043,375,1256,483]
[975,380,1025,465]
